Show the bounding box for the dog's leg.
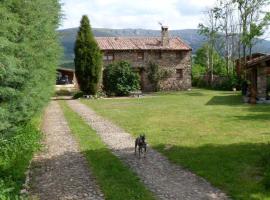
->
[144,146,146,157]
[139,147,141,158]
[135,142,137,155]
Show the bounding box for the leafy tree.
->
[74,15,102,95]
[193,44,227,77]
[103,61,140,96]
[0,0,61,137]
[232,0,270,64]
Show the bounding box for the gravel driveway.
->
[29,101,104,200]
[67,100,229,200]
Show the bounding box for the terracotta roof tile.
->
[95,37,191,51]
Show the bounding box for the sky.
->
[60,0,217,30]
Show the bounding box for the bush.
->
[0,117,41,199]
[103,61,140,96]
[73,91,84,99]
[192,74,239,91]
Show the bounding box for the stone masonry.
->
[102,50,192,91]
[96,26,192,92]
[257,66,268,100]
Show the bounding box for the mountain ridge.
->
[59,27,270,68]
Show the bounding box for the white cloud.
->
[60,0,216,30]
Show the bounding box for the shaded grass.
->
[59,101,155,200]
[0,115,42,199]
[81,89,270,200]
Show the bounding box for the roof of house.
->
[95,37,191,51]
[246,54,270,67]
[57,68,74,72]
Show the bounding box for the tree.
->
[74,15,102,95]
[103,61,140,96]
[233,0,270,64]
[216,0,238,76]
[193,44,226,77]
[0,0,61,137]
[198,7,221,84]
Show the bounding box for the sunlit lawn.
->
[81,89,270,200]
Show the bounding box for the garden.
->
[81,89,270,200]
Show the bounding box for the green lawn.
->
[81,89,270,200]
[59,101,155,200]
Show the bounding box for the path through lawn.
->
[81,89,270,200]
[29,101,104,200]
[67,100,228,200]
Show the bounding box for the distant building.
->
[56,68,76,85]
[236,53,270,103]
[96,26,192,92]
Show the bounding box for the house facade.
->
[96,26,192,92]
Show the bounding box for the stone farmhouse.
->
[96,26,192,92]
[236,53,270,103]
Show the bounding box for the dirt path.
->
[67,100,229,200]
[29,101,104,200]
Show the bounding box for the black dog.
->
[135,135,147,158]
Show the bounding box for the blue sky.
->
[60,0,216,30]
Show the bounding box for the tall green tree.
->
[74,15,102,95]
[0,0,61,137]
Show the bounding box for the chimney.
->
[161,26,169,46]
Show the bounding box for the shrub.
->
[74,15,102,95]
[73,91,84,99]
[103,61,140,96]
[192,74,240,91]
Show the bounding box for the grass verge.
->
[0,116,42,199]
[81,89,270,200]
[59,101,155,200]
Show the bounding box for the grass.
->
[59,101,155,200]
[0,115,42,199]
[81,89,270,200]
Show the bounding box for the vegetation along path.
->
[67,100,229,200]
[29,101,104,200]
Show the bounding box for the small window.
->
[103,53,114,61]
[137,52,144,60]
[176,69,183,79]
[176,51,186,60]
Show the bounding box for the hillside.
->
[59,28,270,68]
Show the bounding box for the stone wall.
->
[102,50,192,92]
[257,67,268,100]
